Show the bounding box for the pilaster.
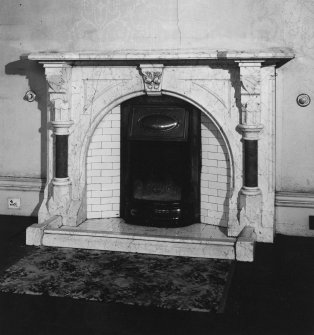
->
[237,61,264,231]
[39,62,74,225]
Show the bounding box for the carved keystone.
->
[139,64,164,96]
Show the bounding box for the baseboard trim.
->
[275,191,314,208]
[0,181,313,209]
[0,176,45,192]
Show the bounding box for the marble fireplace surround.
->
[26,49,294,262]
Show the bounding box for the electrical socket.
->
[8,198,21,209]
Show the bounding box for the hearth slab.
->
[60,218,231,239]
[42,232,235,260]
[27,218,255,261]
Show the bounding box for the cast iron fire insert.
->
[121,96,200,227]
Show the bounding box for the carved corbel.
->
[237,61,263,136]
[138,64,164,96]
[42,62,72,122]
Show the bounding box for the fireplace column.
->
[41,62,74,225]
[237,61,264,230]
[51,121,73,185]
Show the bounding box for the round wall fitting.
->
[24,90,36,102]
[296,94,311,107]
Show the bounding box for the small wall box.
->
[8,198,21,209]
[309,216,314,230]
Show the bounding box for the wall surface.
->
[1,0,314,236]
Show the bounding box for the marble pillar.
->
[38,63,74,226]
[237,61,264,231]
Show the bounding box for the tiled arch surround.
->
[26,50,294,261]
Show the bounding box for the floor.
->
[0,215,313,335]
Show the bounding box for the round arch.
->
[82,89,235,193]
[81,89,235,226]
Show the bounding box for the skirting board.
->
[276,192,314,237]
[0,180,313,237]
[276,205,314,237]
[275,191,314,208]
[0,176,45,192]
[0,177,45,216]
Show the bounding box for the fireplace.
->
[120,96,200,227]
[25,49,294,261]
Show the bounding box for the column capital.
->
[237,124,264,140]
[51,120,74,135]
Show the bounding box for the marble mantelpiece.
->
[26,49,294,261]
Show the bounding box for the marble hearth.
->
[26,49,294,261]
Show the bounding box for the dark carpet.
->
[0,246,233,313]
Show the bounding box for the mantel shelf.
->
[26,48,294,65]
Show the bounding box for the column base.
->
[52,177,71,186]
[235,226,256,262]
[238,187,263,230]
[44,179,73,226]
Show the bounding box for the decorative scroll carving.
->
[139,64,164,95]
[144,71,162,89]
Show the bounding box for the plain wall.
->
[1,0,314,234]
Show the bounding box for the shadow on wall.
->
[228,67,242,125]
[5,57,47,216]
[216,133,231,232]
